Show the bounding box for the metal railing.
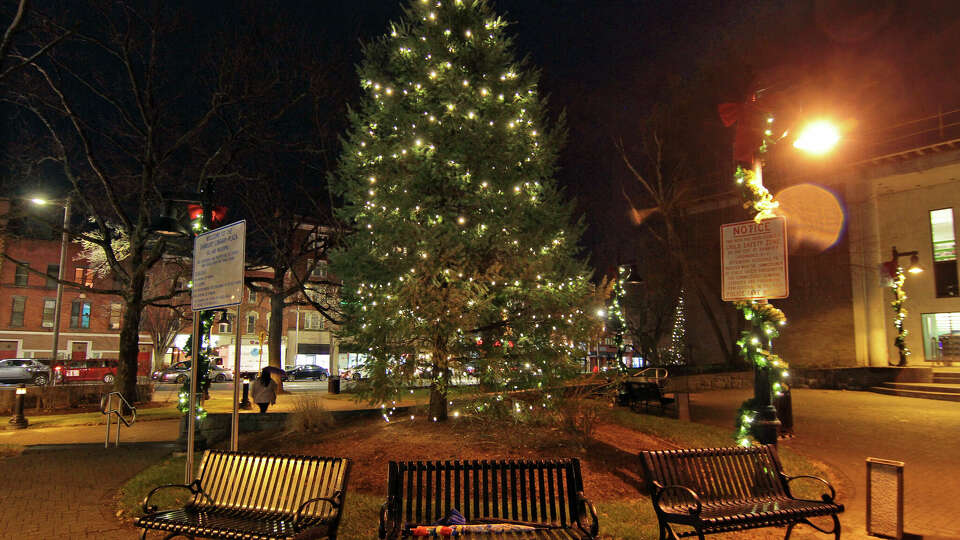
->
[632,367,669,386]
[100,392,137,448]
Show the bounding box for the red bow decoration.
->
[718,98,764,166]
[188,204,228,223]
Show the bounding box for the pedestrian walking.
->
[251,369,278,413]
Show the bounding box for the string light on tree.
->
[330,0,599,422]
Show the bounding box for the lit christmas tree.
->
[666,289,687,364]
[331,0,595,421]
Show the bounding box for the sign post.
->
[187,220,245,481]
[721,216,788,444]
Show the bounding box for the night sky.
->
[8,0,960,272]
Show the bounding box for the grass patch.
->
[595,499,658,540]
[25,404,181,428]
[118,455,199,518]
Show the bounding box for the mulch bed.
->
[244,412,669,501]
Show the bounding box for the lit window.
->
[921,312,960,360]
[930,208,958,297]
[246,313,258,334]
[248,288,258,303]
[42,299,56,328]
[70,300,92,329]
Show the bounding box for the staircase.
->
[871,370,960,402]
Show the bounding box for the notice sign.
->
[721,217,788,301]
[192,220,246,311]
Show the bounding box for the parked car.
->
[284,364,329,381]
[152,361,234,384]
[0,358,52,385]
[61,359,118,384]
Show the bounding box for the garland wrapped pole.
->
[720,97,788,446]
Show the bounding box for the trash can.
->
[327,376,341,394]
[774,384,793,436]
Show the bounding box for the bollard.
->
[8,384,28,429]
[239,378,252,410]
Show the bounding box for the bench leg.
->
[784,514,841,540]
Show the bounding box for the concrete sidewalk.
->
[690,388,960,539]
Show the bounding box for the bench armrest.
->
[783,474,837,503]
[294,491,344,530]
[141,480,210,514]
[576,491,600,538]
[651,483,703,516]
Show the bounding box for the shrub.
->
[285,396,335,433]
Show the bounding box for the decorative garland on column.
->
[722,108,791,446]
[890,266,910,361]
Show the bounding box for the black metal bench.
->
[379,459,599,539]
[623,380,675,413]
[136,450,351,540]
[640,445,843,539]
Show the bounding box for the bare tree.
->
[0,0,69,82]
[616,119,740,366]
[0,2,255,404]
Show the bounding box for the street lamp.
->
[722,102,844,445]
[30,197,71,378]
[886,246,923,366]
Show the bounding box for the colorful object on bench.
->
[411,524,538,536]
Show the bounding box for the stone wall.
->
[0,383,153,414]
[661,366,932,393]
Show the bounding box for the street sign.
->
[721,216,788,301]
[191,220,246,311]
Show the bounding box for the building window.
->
[14,264,29,287]
[74,267,94,288]
[303,312,324,330]
[930,208,959,297]
[10,296,26,327]
[46,264,59,289]
[70,300,92,329]
[219,314,234,334]
[921,312,960,361]
[246,312,257,334]
[248,288,258,303]
[310,259,328,279]
[109,303,122,330]
[42,299,56,328]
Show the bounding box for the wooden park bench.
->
[379,458,599,539]
[640,445,843,539]
[136,450,350,540]
[623,380,675,414]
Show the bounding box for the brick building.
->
[0,233,154,363]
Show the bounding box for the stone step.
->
[870,386,960,402]
[880,381,960,394]
[933,372,960,383]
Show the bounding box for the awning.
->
[297,343,330,355]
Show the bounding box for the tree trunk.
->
[116,272,146,408]
[428,341,449,421]
[269,281,286,391]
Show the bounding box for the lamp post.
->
[722,106,842,446]
[886,246,923,367]
[30,197,71,380]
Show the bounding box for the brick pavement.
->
[691,388,960,539]
[0,443,174,539]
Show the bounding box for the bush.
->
[285,396,335,433]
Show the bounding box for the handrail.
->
[101,391,137,448]
[633,367,669,382]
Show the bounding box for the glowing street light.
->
[793,120,841,155]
